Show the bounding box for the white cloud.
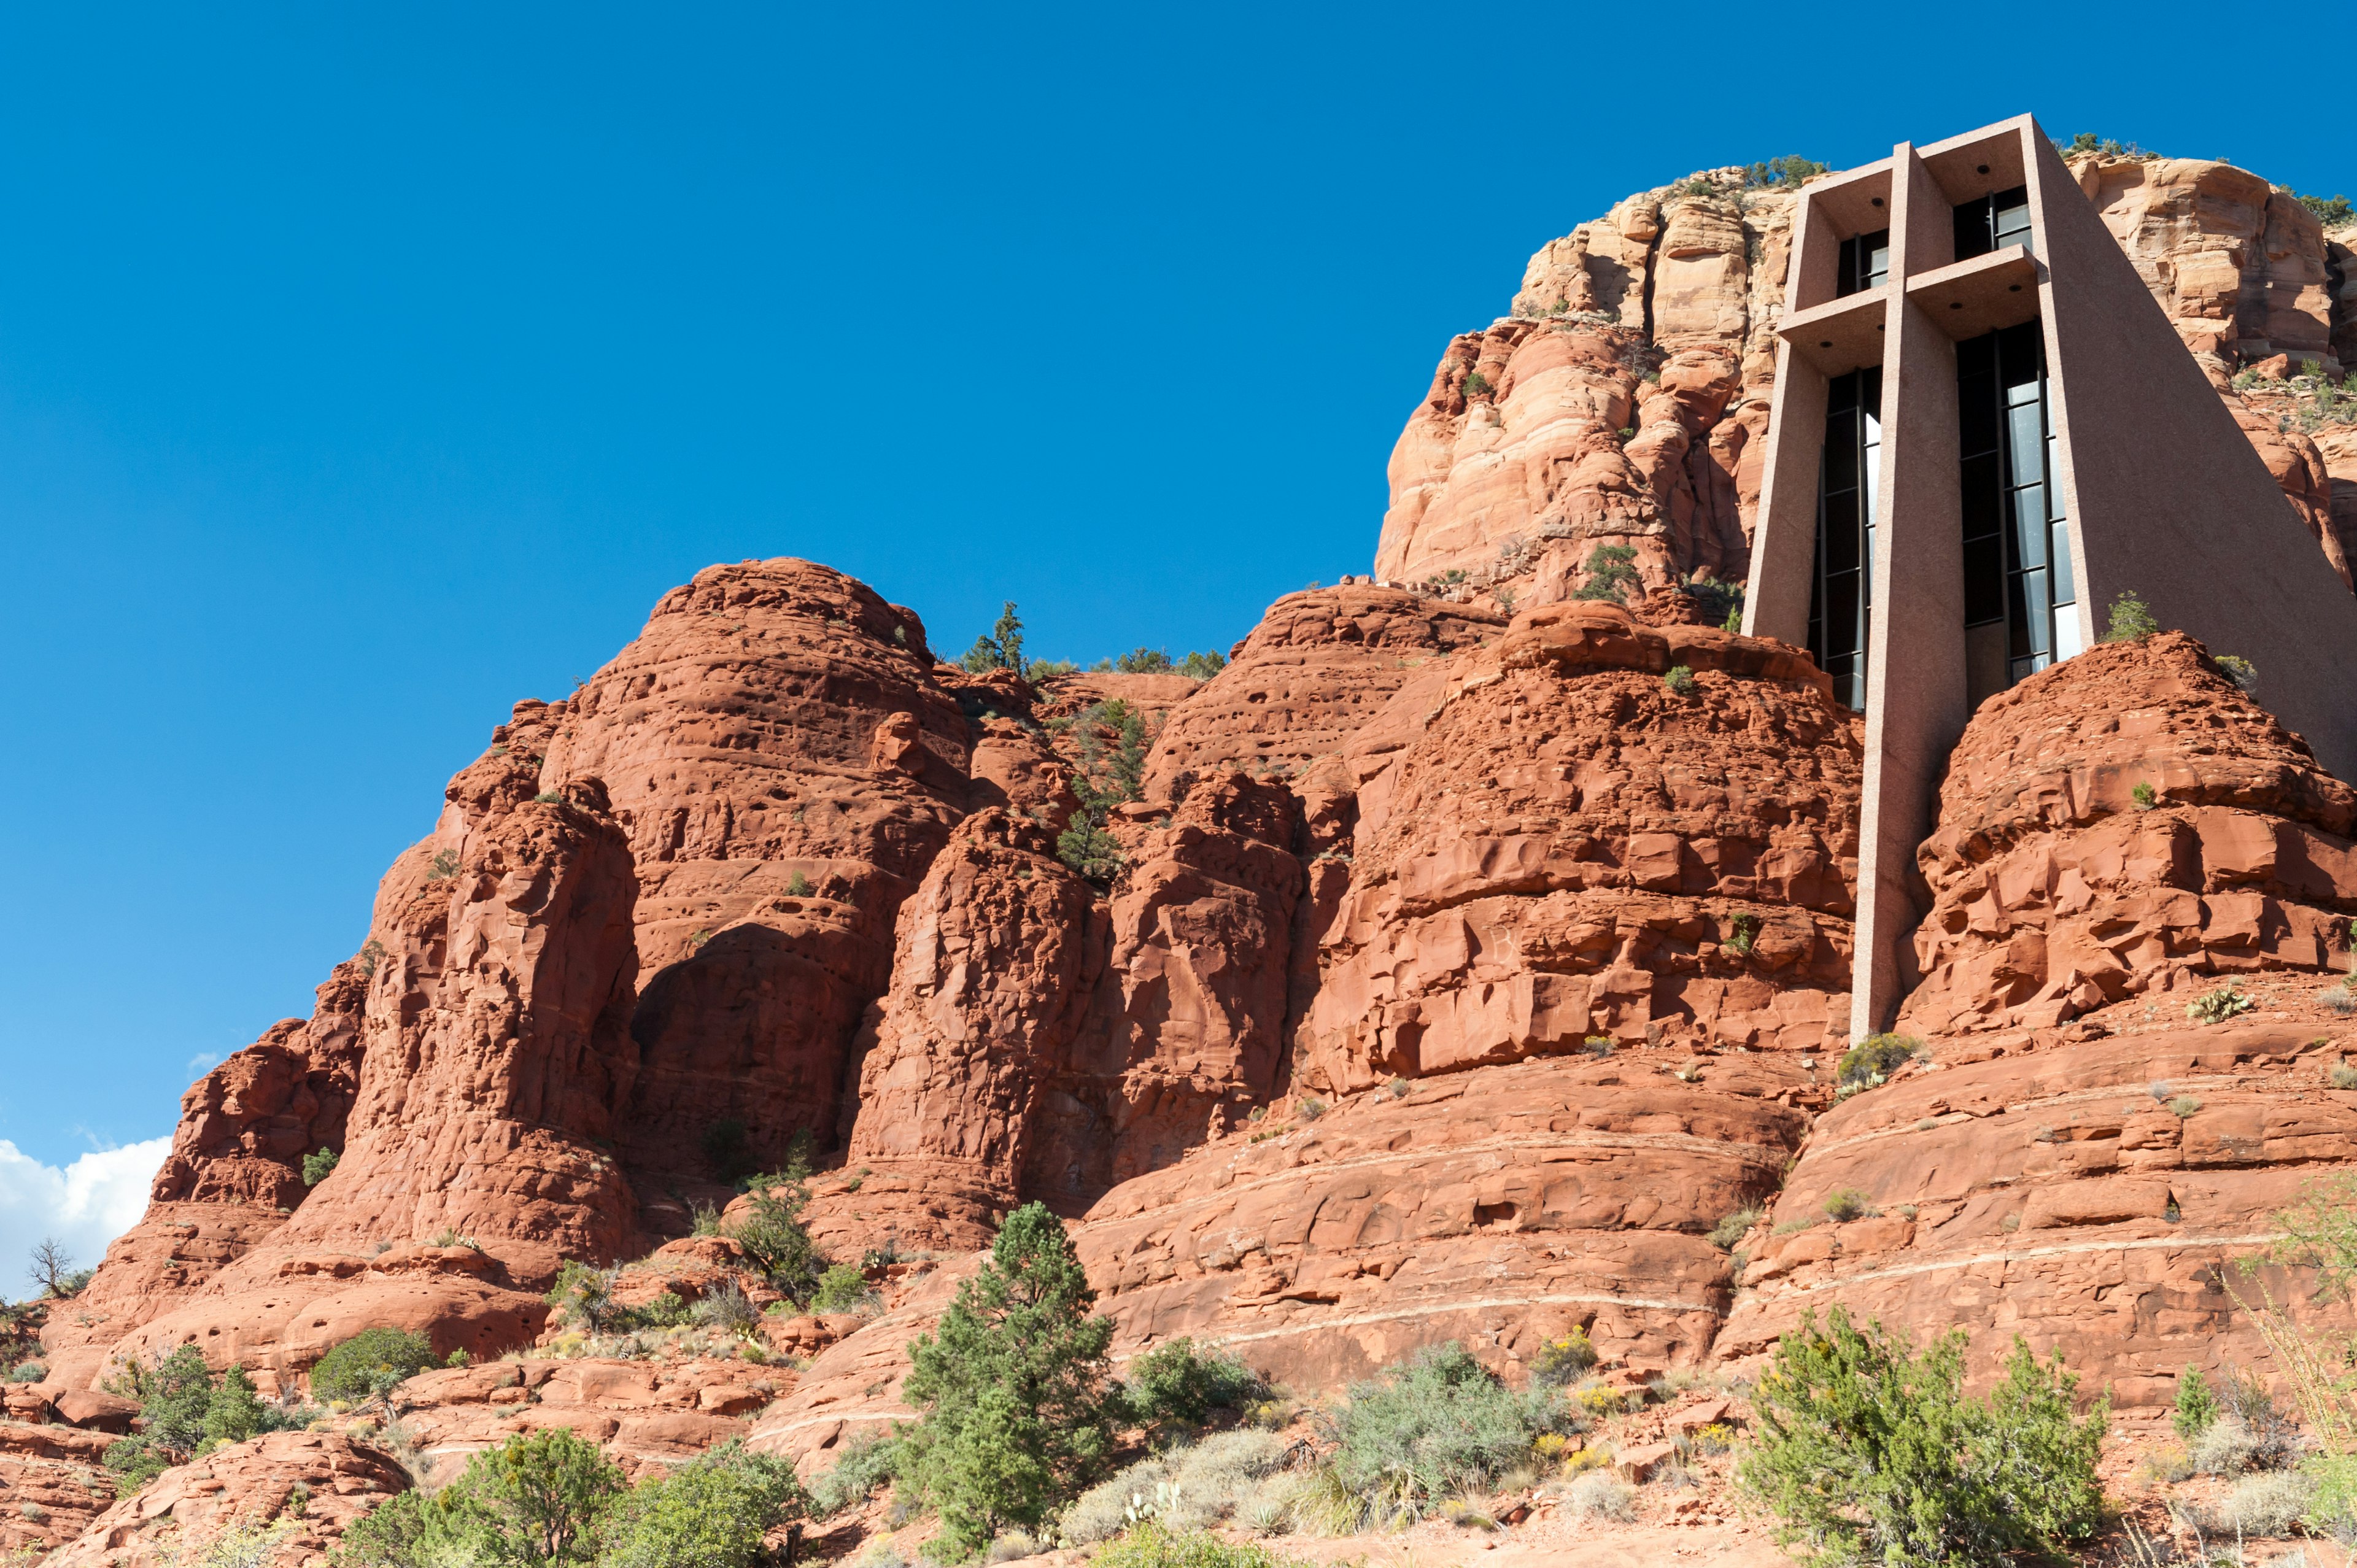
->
[0,1137,170,1304]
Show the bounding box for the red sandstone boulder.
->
[45,1431,409,1567]
[1299,602,1860,1092]
[1901,631,2357,1035]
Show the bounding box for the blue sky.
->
[2,1,2342,1186]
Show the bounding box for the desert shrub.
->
[1118,1338,1266,1443]
[896,1203,1119,1556]
[1115,648,1174,673]
[1565,1470,1635,1521]
[303,1146,340,1186]
[1740,1307,2107,1566]
[1837,1033,1920,1091]
[189,1518,297,1568]
[1067,1432,1292,1544]
[1724,913,1759,957]
[632,1292,689,1330]
[2175,1365,2220,1439]
[4,1361,44,1384]
[1662,665,1695,696]
[600,1440,807,1568]
[1180,651,1226,681]
[807,1434,903,1519]
[1709,1208,1763,1251]
[811,1263,872,1316]
[1296,1099,1325,1122]
[2131,781,2157,809]
[2333,1058,2357,1083]
[1094,1525,1306,1568]
[729,1155,830,1306]
[1462,371,1493,398]
[1322,1343,1573,1526]
[544,1262,622,1333]
[311,1328,438,1405]
[101,1437,171,1496]
[1529,1327,1599,1385]
[2169,1096,2204,1119]
[1743,155,1829,189]
[1678,573,1743,627]
[2213,654,2259,693]
[1572,544,1640,603]
[691,1282,762,1336]
[2188,982,2256,1024]
[2103,589,2160,641]
[2224,1469,2318,1535]
[1821,1188,1878,1223]
[1061,1453,1175,1545]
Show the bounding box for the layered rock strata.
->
[1900,631,2357,1035]
[1720,1008,2357,1405]
[1081,1051,1814,1389]
[1300,603,1861,1090]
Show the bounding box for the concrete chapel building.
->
[1739,115,2357,1040]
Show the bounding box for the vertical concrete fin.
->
[2025,120,2357,782]
[1851,145,1970,1040]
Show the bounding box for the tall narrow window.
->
[1807,366,1881,710]
[1954,185,2033,261]
[1957,319,2073,704]
[1836,228,1890,296]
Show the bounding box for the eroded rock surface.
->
[1301,603,1860,1091]
[1901,631,2357,1036]
[1721,1006,2357,1405]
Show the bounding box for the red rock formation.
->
[1901,631,2357,1035]
[808,774,1308,1253]
[1139,586,1503,805]
[1301,603,1862,1091]
[807,809,1104,1256]
[0,1418,115,1556]
[1080,1053,1815,1389]
[45,1432,409,1568]
[1719,1008,2357,1406]
[541,559,970,1188]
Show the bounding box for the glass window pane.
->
[1825,573,1860,655]
[2008,574,2034,657]
[1961,453,2002,538]
[1956,333,1995,379]
[2013,490,2047,565]
[2008,403,2044,485]
[1824,494,1860,573]
[2049,520,2074,603]
[1954,201,1989,262]
[1866,241,1889,287]
[2022,568,2049,654]
[2045,436,2062,514]
[2054,604,2083,659]
[1964,538,2005,624]
[1824,411,1859,492]
[1959,377,1999,455]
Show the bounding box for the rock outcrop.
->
[541,560,970,1191]
[807,809,1105,1256]
[1082,1051,1814,1389]
[1900,631,2357,1035]
[1300,603,1861,1091]
[1720,1005,2357,1406]
[45,1432,410,1568]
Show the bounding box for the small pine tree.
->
[896,1203,1117,1556]
[1572,544,1641,603]
[303,1146,339,1186]
[958,601,1029,678]
[2174,1364,2220,1439]
[2103,589,2160,641]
